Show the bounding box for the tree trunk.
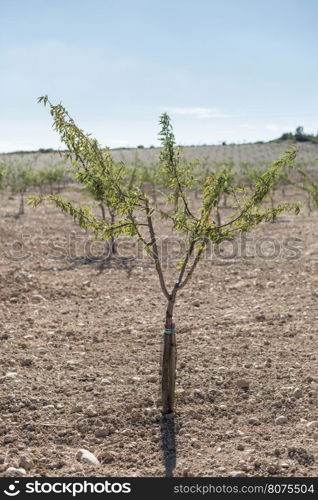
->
[216,208,221,227]
[110,210,117,255]
[100,203,106,221]
[18,193,24,216]
[102,205,117,256]
[270,195,277,223]
[151,182,157,207]
[307,197,312,215]
[161,296,177,414]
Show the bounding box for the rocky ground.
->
[0,187,317,477]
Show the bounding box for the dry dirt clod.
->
[19,456,34,470]
[70,405,83,414]
[95,428,110,438]
[4,435,16,444]
[236,379,250,389]
[20,358,33,367]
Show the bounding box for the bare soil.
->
[0,188,317,477]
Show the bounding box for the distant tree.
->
[37,165,68,194]
[295,165,318,214]
[279,132,294,141]
[295,126,304,139]
[0,163,6,190]
[5,163,39,216]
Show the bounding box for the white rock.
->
[100,378,112,385]
[230,470,247,477]
[275,416,288,425]
[306,421,318,431]
[5,467,26,477]
[76,448,100,466]
[293,388,302,398]
[31,294,46,302]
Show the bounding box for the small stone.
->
[31,294,46,303]
[100,378,112,385]
[19,456,34,470]
[293,388,302,399]
[5,467,26,477]
[76,449,100,466]
[192,301,200,307]
[131,376,141,382]
[191,439,200,449]
[230,471,246,477]
[268,465,278,475]
[306,421,318,431]
[236,379,250,389]
[219,404,227,411]
[237,444,245,451]
[273,401,282,408]
[275,416,288,425]
[248,417,260,426]
[10,297,18,303]
[85,407,97,417]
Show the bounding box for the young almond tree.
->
[30,96,299,414]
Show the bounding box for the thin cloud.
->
[168,107,235,119]
[265,124,295,132]
[265,124,281,132]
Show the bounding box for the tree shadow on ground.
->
[160,414,177,477]
[33,255,139,277]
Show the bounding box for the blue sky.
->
[1,0,317,151]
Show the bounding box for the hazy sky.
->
[1,0,317,151]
